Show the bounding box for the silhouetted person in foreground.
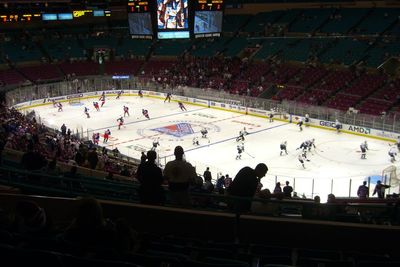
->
[136,150,165,205]
[227,163,268,213]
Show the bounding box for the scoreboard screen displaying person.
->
[194,0,223,36]
[194,11,222,34]
[157,0,189,39]
[128,13,153,35]
[127,0,153,37]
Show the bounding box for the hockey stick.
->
[245,151,255,158]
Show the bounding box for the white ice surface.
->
[28,96,399,202]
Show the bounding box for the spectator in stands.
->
[283,181,293,198]
[136,150,165,205]
[273,182,282,194]
[12,200,53,237]
[357,181,369,198]
[203,167,212,182]
[21,143,47,171]
[163,146,197,207]
[251,189,280,216]
[62,197,118,250]
[61,124,67,136]
[227,163,268,213]
[215,174,225,194]
[224,174,232,189]
[120,165,131,177]
[87,148,98,169]
[373,180,390,199]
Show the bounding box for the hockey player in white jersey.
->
[389,146,397,163]
[360,141,368,159]
[335,119,342,133]
[280,141,288,156]
[236,143,245,160]
[298,153,309,168]
[193,136,200,146]
[151,138,160,151]
[297,117,303,131]
[201,128,208,138]
[236,127,248,142]
[306,138,316,151]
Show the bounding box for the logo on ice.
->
[152,123,194,137]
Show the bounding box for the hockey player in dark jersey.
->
[123,106,130,117]
[84,107,90,118]
[178,101,187,111]
[164,92,172,103]
[117,116,124,130]
[297,118,303,131]
[116,90,123,99]
[142,109,150,119]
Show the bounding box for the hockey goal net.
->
[68,97,82,106]
[382,165,400,188]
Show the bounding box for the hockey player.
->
[396,136,400,150]
[99,92,106,107]
[201,128,208,138]
[306,138,316,151]
[93,132,100,145]
[151,138,160,151]
[305,114,310,126]
[103,129,111,143]
[84,107,90,118]
[138,89,143,98]
[178,101,187,111]
[116,90,123,99]
[335,119,342,133]
[52,99,57,108]
[236,127,248,142]
[360,141,368,159]
[164,92,172,103]
[298,153,309,169]
[123,106,130,117]
[117,116,124,130]
[269,113,274,123]
[297,117,303,131]
[389,146,397,163]
[297,141,308,152]
[236,143,244,160]
[193,137,200,146]
[93,102,100,111]
[57,102,63,112]
[280,141,288,156]
[142,109,150,119]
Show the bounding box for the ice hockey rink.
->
[27,95,399,202]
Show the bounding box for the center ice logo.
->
[152,123,194,137]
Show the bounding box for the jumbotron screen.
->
[128,13,153,35]
[194,11,222,34]
[157,0,189,39]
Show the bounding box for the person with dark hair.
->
[227,163,268,212]
[283,181,293,198]
[136,150,165,205]
[163,146,197,207]
[62,198,117,250]
[373,180,390,199]
[13,200,52,236]
[21,143,47,171]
